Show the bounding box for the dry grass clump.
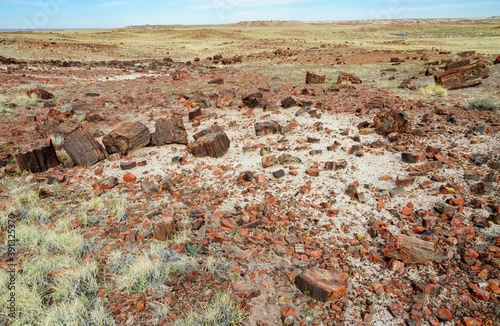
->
[466,97,499,112]
[419,83,447,96]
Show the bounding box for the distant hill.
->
[123,17,500,29]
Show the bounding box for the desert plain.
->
[0,17,500,326]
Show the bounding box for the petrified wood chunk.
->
[306,70,325,84]
[151,115,188,146]
[188,131,231,158]
[373,109,409,136]
[15,138,60,173]
[295,268,348,302]
[188,108,202,121]
[102,121,151,155]
[193,124,224,141]
[383,235,447,264]
[242,91,264,108]
[62,123,107,167]
[216,90,235,108]
[434,61,489,90]
[152,216,177,241]
[255,120,281,136]
[281,96,297,109]
[337,72,362,85]
[445,59,470,70]
[27,88,54,100]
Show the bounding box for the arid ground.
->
[0,18,500,326]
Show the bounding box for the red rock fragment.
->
[233,281,261,300]
[469,283,490,301]
[437,308,452,321]
[96,176,118,190]
[123,172,136,182]
[388,303,403,318]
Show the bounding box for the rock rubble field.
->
[0,25,500,326]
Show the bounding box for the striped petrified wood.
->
[102,121,151,155]
[15,138,60,173]
[294,268,348,302]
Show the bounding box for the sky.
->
[0,0,499,29]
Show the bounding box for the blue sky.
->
[0,0,499,29]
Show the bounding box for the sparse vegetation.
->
[419,83,447,96]
[466,97,499,111]
[174,292,246,326]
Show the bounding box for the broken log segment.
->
[102,121,151,155]
[151,115,188,146]
[306,70,326,84]
[295,268,348,302]
[62,123,107,167]
[383,235,448,264]
[434,61,489,90]
[188,131,231,158]
[152,216,177,241]
[15,138,60,173]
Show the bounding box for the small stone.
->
[281,96,297,109]
[273,170,285,179]
[123,172,136,182]
[96,176,118,190]
[396,175,414,187]
[120,161,137,170]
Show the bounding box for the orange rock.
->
[123,172,136,182]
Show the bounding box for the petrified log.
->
[152,216,177,241]
[188,131,231,158]
[15,138,60,173]
[337,72,362,85]
[281,96,297,108]
[365,96,392,110]
[188,108,202,121]
[445,59,470,70]
[151,115,188,146]
[373,109,409,136]
[27,88,54,100]
[306,71,325,84]
[62,123,107,166]
[295,268,348,302]
[401,152,425,164]
[383,235,447,264]
[255,120,282,136]
[242,91,264,108]
[216,90,235,108]
[434,61,489,90]
[193,124,224,141]
[102,121,151,155]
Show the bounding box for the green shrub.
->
[466,97,499,112]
